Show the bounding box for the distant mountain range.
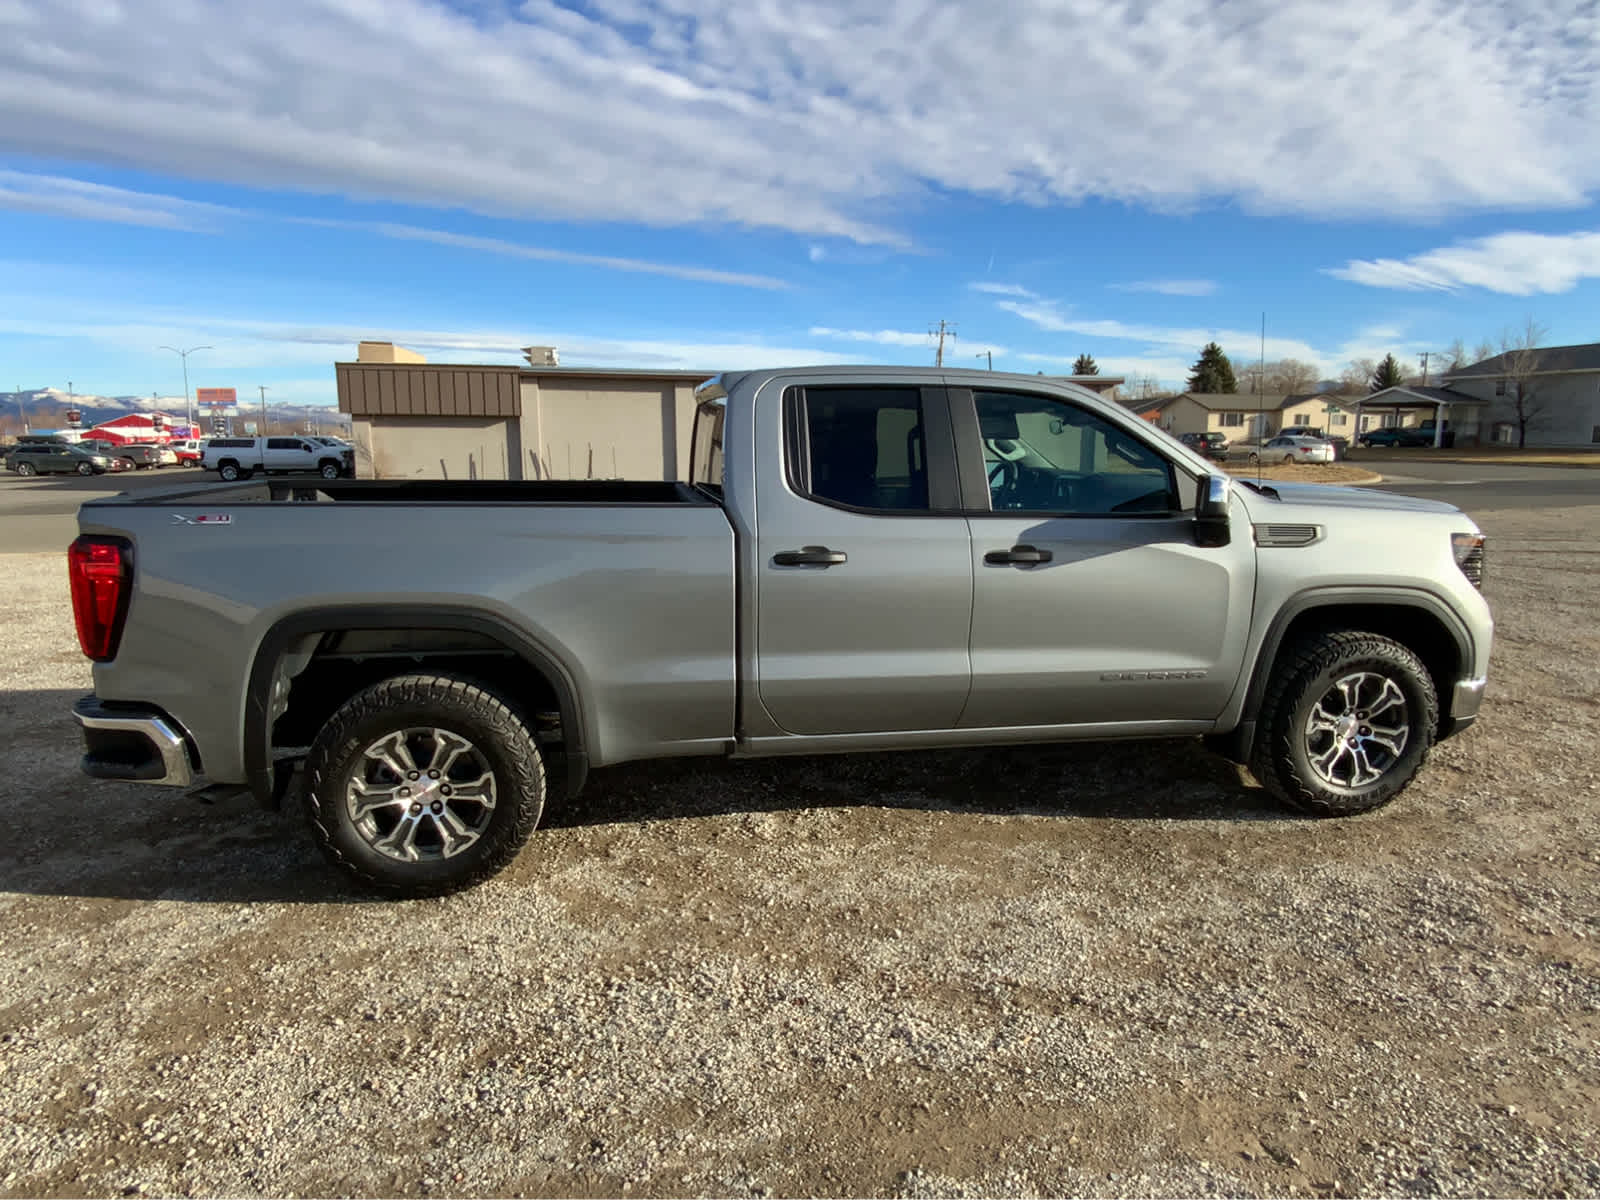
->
[2,387,349,435]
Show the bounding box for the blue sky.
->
[2,0,1598,407]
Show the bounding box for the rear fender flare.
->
[243,605,589,806]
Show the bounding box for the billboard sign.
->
[196,387,236,409]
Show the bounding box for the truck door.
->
[953,385,1256,729]
[753,383,973,735]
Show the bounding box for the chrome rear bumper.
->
[74,696,196,787]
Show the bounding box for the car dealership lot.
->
[1,492,1598,1197]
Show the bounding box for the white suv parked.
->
[201,437,353,482]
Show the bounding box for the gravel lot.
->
[3,502,1598,1199]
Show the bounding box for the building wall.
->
[522,379,697,480]
[360,416,518,480]
[1448,374,1600,446]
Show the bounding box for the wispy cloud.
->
[1325,229,1600,295]
[968,282,1038,298]
[1110,279,1218,297]
[305,219,793,290]
[809,326,1008,359]
[0,301,864,375]
[0,0,1595,241]
[0,169,237,231]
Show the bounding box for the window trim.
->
[948,386,1185,518]
[781,384,962,516]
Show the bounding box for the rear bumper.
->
[1440,675,1487,739]
[74,696,197,787]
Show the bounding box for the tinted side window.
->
[975,390,1178,516]
[267,438,301,450]
[793,387,927,511]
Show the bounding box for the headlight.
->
[92,456,109,465]
[1452,533,1485,588]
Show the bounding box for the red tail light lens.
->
[68,537,131,661]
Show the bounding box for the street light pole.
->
[258,385,269,437]
[976,351,992,370]
[159,345,212,434]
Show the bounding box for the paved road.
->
[1368,460,1600,511]
[0,468,217,553]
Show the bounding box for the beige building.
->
[1127,393,1363,441]
[336,343,713,481]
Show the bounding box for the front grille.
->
[1459,541,1485,587]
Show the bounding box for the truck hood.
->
[1237,480,1462,516]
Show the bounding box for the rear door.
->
[954,385,1256,728]
[752,383,974,735]
[264,438,309,471]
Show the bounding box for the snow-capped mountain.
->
[3,388,349,435]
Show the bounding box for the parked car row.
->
[5,434,354,480]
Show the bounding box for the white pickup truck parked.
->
[200,436,353,481]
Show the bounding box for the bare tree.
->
[1473,339,1496,365]
[1498,317,1549,449]
[1265,358,1319,395]
[1339,358,1376,395]
[1443,338,1468,375]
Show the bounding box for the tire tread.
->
[303,673,545,896]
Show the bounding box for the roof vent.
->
[523,345,560,366]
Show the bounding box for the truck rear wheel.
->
[303,674,546,896]
[1250,630,1438,817]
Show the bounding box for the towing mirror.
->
[1195,473,1231,547]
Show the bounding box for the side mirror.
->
[1195,473,1231,547]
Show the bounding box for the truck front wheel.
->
[1250,631,1438,817]
[304,674,547,896]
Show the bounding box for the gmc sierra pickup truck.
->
[70,367,1491,896]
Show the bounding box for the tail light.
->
[68,537,132,661]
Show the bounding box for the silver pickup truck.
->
[70,367,1492,896]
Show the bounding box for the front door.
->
[753,383,973,735]
[958,386,1256,729]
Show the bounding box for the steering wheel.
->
[984,439,1025,505]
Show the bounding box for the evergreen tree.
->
[1369,353,1405,392]
[1072,353,1099,375]
[1186,342,1237,394]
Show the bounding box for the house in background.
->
[1442,342,1600,447]
[1126,393,1361,441]
[1357,385,1486,444]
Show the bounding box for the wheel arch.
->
[243,606,589,808]
[1215,588,1472,762]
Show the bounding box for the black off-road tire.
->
[318,460,341,479]
[304,674,546,897]
[1250,630,1438,817]
[217,461,241,481]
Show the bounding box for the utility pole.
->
[258,385,269,436]
[975,351,992,370]
[16,384,25,432]
[930,320,956,367]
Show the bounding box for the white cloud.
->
[305,219,792,289]
[0,169,236,231]
[1326,229,1600,295]
[968,282,1038,298]
[0,0,1595,242]
[1110,279,1218,297]
[810,326,1008,360]
[0,302,865,375]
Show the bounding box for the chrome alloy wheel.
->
[1302,671,1411,791]
[346,728,497,862]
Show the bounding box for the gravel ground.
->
[2,504,1598,1199]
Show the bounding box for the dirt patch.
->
[2,510,1599,1198]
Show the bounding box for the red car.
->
[169,439,204,466]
